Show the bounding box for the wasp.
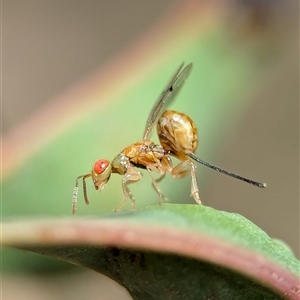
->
[72,63,266,214]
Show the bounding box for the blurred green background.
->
[2,1,299,299]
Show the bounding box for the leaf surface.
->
[2,204,299,299]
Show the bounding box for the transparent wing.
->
[143,63,193,141]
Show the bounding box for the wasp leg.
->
[114,166,142,212]
[146,162,169,205]
[150,155,173,184]
[153,155,171,183]
[171,160,202,205]
[72,173,92,215]
[153,172,166,184]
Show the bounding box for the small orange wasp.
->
[72,63,266,214]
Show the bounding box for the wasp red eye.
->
[93,159,109,174]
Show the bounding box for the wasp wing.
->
[143,63,193,141]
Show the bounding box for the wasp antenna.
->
[72,174,92,215]
[188,153,266,188]
[72,178,80,215]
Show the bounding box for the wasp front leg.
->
[171,160,202,205]
[114,166,142,212]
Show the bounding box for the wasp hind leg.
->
[171,160,202,205]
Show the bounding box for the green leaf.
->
[2,204,299,299]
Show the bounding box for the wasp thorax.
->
[157,110,198,159]
[112,154,129,175]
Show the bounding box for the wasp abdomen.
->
[157,110,198,160]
